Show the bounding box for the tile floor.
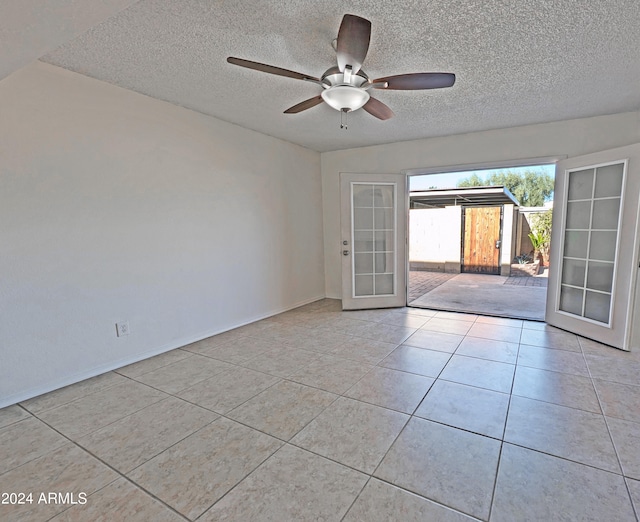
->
[1,299,640,521]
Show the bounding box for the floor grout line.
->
[582,341,640,520]
[13,410,195,521]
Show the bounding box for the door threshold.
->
[407,303,545,322]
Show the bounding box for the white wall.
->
[409,207,461,272]
[322,111,640,298]
[500,204,516,276]
[0,62,324,407]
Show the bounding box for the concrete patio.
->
[409,270,548,321]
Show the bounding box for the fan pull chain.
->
[340,108,349,129]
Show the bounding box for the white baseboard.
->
[1,294,327,409]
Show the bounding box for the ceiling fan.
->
[227,14,455,125]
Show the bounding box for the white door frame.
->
[340,172,408,310]
[545,143,640,350]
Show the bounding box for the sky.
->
[409,164,556,191]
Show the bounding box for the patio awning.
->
[410,185,520,209]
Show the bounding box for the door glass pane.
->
[375,274,394,294]
[586,261,614,293]
[584,291,611,323]
[375,252,394,274]
[373,187,393,208]
[566,201,591,229]
[560,285,584,315]
[564,230,588,258]
[562,259,586,287]
[355,274,374,296]
[354,253,373,274]
[594,164,624,198]
[568,169,594,200]
[589,231,617,262]
[558,161,624,325]
[374,208,394,229]
[354,208,373,229]
[354,230,373,253]
[374,231,394,251]
[352,183,396,297]
[353,185,373,207]
[592,199,620,229]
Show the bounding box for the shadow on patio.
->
[408,270,548,321]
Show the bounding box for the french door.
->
[340,173,407,310]
[546,143,640,350]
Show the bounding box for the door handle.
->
[343,250,350,256]
[495,240,501,249]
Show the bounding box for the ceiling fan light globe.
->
[321,86,370,112]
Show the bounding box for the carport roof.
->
[410,186,519,209]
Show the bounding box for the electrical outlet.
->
[116,321,130,337]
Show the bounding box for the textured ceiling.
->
[0,0,138,81]
[22,1,640,151]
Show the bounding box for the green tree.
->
[532,208,553,238]
[456,173,485,188]
[457,170,554,206]
[529,208,553,263]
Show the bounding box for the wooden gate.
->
[462,206,502,274]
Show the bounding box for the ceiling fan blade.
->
[336,14,371,74]
[227,57,319,82]
[363,97,394,120]
[284,95,324,114]
[373,73,456,90]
